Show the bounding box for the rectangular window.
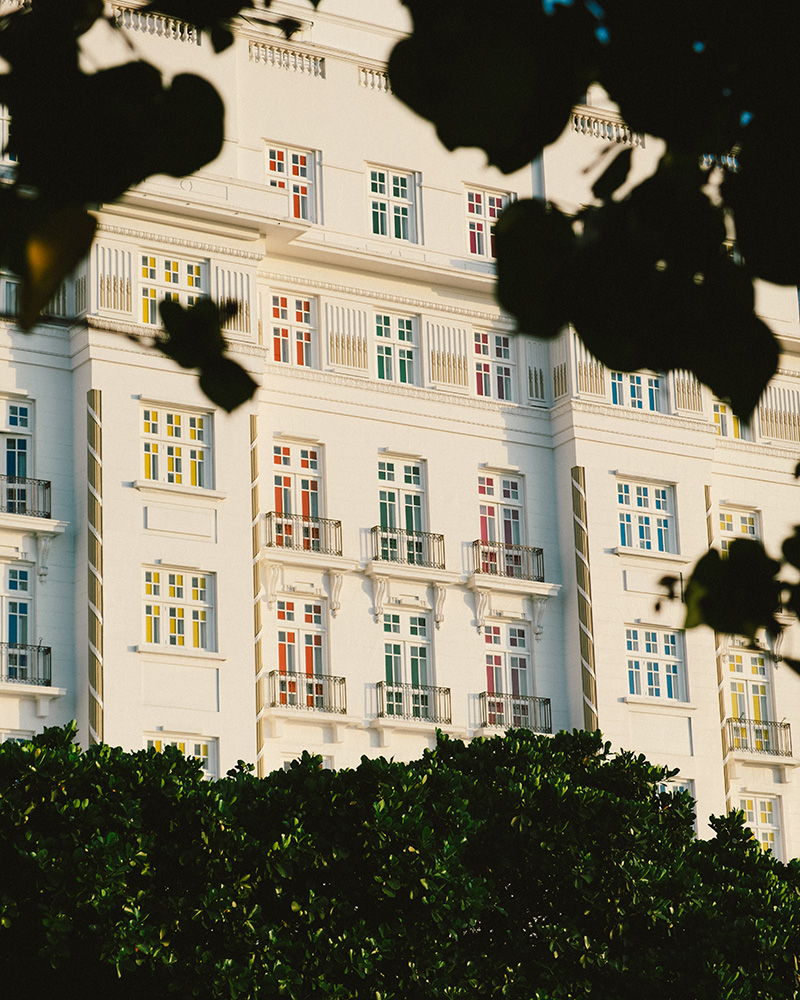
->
[369,167,417,243]
[146,735,218,778]
[375,314,417,385]
[270,293,315,368]
[474,333,515,401]
[610,371,664,413]
[478,474,524,567]
[713,400,749,440]
[383,612,432,718]
[466,187,510,258]
[626,626,686,701]
[719,506,759,555]
[270,441,324,550]
[0,563,34,682]
[617,478,676,553]
[141,406,211,488]
[483,622,533,726]
[377,458,427,563]
[143,568,214,651]
[267,144,316,222]
[276,600,327,708]
[1,400,33,515]
[739,796,782,859]
[139,253,206,323]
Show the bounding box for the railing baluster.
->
[376,681,451,724]
[0,475,52,518]
[479,692,551,732]
[369,526,446,569]
[0,643,52,686]
[725,718,792,757]
[267,670,346,714]
[264,512,343,556]
[472,539,545,582]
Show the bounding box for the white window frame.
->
[727,641,777,751]
[271,441,323,547]
[474,332,515,401]
[610,371,664,413]
[0,105,17,178]
[478,473,524,546]
[383,611,432,717]
[266,143,317,222]
[0,562,34,682]
[375,313,418,386]
[141,405,212,489]
[368,166,418,243]
[626,625,686,702]
[483,621,533,726]
[718,505,759,555]
[139,253,207,325]
[739,795,782,859]
[143,568,215,652]
[146,734,218,778]
[1,398,33,514]
[276,599,328,708]
[465,187,510,258]
[713,400,750,440]
[269,292,316,368]
[617,478,676,553]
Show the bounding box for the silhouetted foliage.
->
[1,1,798,646]
[2,725,799,998]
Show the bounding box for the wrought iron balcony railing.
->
[370,526,445,569]
[724,718,793,757]
[479,692,552,732]
[472,540,545,582]
[376,681,451,724]
[264,512,343,556]
[267,670,346,714]
[0,475,51,518]
[0,643,52,686]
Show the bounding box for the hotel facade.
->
[2,0,800,860]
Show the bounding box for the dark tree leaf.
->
[389,0,599,173]
[158,298,257,411]
[781,527,800,571]
[591,148,633,203]
[495,198,574,338]
[683,541,783,639]
[19,205,97,332]
[199,356,258,412]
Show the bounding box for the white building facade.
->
[1,0,799,859]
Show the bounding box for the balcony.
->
[0,476,52,519]
[264,512,342,556]
[472,540,544,582]
[376,681,451,724]
[267,669,346,714]
[479,692,552,732]
[0,643,52,686]
[724,718,793,758]
[370,526,445,569]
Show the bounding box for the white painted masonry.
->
[1,0,799,859]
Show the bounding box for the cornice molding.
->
[97,224,263,261]
[257,269,513,326]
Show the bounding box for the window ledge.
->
[133,480,227,501]
[0,682,67,717]
[135,644,225,662]
[612,546,692,564]
[622,695,696,714]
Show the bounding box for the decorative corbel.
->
[475,589,490,633]
[372,575,388,622]
[433,583,446,630]
[261,563,281,609]
[329,571,343,618]
[36,534,53,581]
[531,596,548,640]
